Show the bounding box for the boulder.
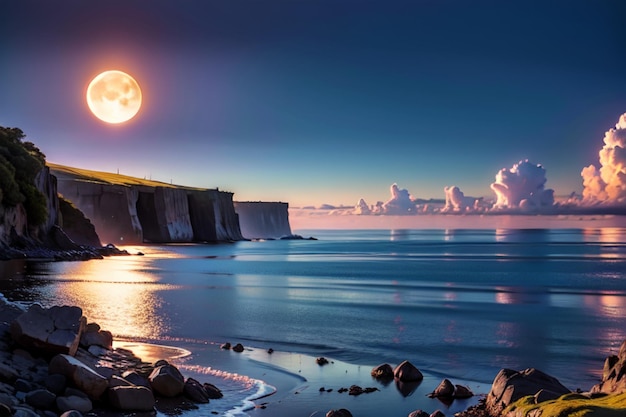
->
[394,360,423,382]
[24,389,56,409]
[203,383,223,399]
[56,395,92,413]
[371,363,394,380]
[121,370,150,389]
[592,339,626,394]
[485,368,570,416]
[80,330,113,350]
[149,364,185,397]
[454,384,474,398]
[430,411,445,417]
[11,305,86,356]
[49,354,108,399]
[59,411,83,417]
[232,343,244,353]
[430,378,454,398]
[183,378,209,403]
[326,409,353,417]
[408,411,429,417]
[108,385,155,411]
[108,375,133,389]
[44,374,66,395]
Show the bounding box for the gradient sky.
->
[2,0,625,207]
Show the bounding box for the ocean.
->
[1,227,625,416]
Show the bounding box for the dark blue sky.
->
[2,0,625,206]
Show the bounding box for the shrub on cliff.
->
[0,126,47,225]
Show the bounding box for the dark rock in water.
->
[371,363,394,380]
[280,234,317,240]
[408,410,430,417]
[267,348,274,354]
[232,343,244,353]
[184,378,210,403]
[486,368,570,416]
[454,384,474,398]
[316,357,329,366]
[0,403,12,417]
[430,410,445,417]
[56,394,93,413]
[393,360,423,382]
[326,409,353,417]
[348,385,363,396]
[429,378,455,398]
[220,342,231,350]
[149,364,185,397]
[203,383,223,399]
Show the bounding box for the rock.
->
[11,305,85,356]
[24,389,56,409]
[348,385,363,396]
[534,388,566,404]
[220,342,231,350]
[232,343,244,353]
[149,364,185,397]
[59,411,83,417]
[12,406,38,417]
[50,306,83,331]
[108,385,155,411]
[316,357,329,366]
[56,395,93,413]
[0,363,19,382]
[80,329,113,350]
[394,360,423,382]
[486,368,570,416]
[14,378,34,392]
[49,354,108,399]
[454,384,474,398]
[326,409,353,417]
[592,339,626,394]
[430,411,445,417]
[371,363,394,380]
[108,375,133,388]
[184,378,210,403]
[203,383,223,399]
[44,373,66,395]
[121,370,150,389]
[430,378,455,397]
[0,403,11,417]
[408,410,429,417]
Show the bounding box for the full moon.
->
[86,70,142,124]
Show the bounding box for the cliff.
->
[234,201,292,239]
[50,164,245,244]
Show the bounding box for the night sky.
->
[2,0,625,207]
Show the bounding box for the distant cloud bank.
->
[303,112,626,217]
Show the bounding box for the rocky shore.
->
[0,295,625,417]
[0,299,224,417]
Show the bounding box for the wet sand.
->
[118,339,487,417]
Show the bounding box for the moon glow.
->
[86,70,142,124]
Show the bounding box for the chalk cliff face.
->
[234,202,292,239]
[54,174,245,244]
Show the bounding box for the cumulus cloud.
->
[490,160,555,210]
[443,186,478,212]
[581,113,626,204]
[382,183,417,214]
[354,198,371,215]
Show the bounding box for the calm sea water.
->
[1,227,626,414]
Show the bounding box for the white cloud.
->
[490,160,555,210]
[443,186,478,212]
[382,183,417,215]
[581,113,626,204]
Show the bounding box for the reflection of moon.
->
[86,70,142,124]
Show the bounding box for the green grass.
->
[47,162,207,190]
[505,392,626,417]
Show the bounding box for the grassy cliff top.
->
[48,162,209,191]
